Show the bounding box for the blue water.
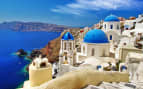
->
[0,30,61,89]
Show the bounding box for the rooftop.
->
[104,15,120,22]
[83,29,109,43]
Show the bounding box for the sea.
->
[0,30,61,89]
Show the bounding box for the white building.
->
[132,23,143,34]
[77,29,110,62]
[136,14,143,23]
[103,15,121,44]
[59,32,76,67]
[124,20,136,30]
[124,14,143,30]
[28,56,52,87]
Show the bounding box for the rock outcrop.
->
[16,49,27,56]
[40,32,65,63]
[27,49,44,60]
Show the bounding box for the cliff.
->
[41,36,61,62]
[0,21,70,32]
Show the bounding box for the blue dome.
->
[104,15,119,22]
[62,32,74,40]
[84,29,109,43]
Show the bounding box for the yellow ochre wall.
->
[29,65,52,87]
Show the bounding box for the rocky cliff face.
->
[41,38,60,62]
[0,21,70,32]
[41,32,64,63]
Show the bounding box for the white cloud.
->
[51,6,82,15]
[51,0,143,15]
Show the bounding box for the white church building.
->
[103,15,121,43]
[58,15,125,71]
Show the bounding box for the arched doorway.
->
[110,35,112,40]
[110,24,113,29]
[70,42,72,50]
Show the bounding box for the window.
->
[70,42,72,50]
[91,48,95,56]
[110,35,112,40]
[64,42,66,50]
[40,62,46,68]
[123,43,126,46]
[33,62,35,66]
[65,56,67,60]
[83,46,85,54]
[117,25,119,29]
[133,22,136,27]
[104,24,106,29]
[110,25,113,29]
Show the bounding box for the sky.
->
[0,0,143,27]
